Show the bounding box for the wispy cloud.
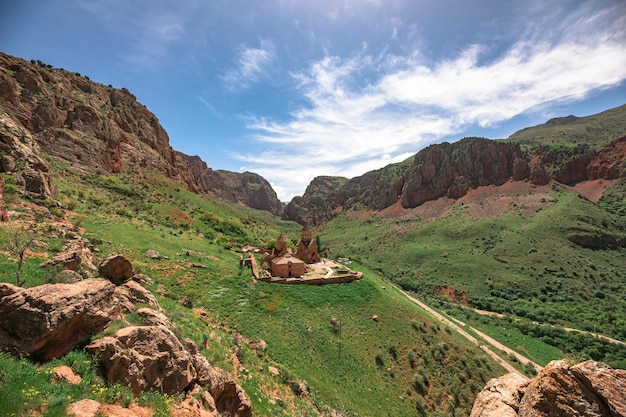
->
[221,38,276,91]
[75,0,193,67]
[237,1,626,201]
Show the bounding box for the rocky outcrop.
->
[99,254,133,285]
[86,326,252,416]
[400,138,530,208]
[180,153,283,215]
[282,175,349,225]
[470,373,530,417]
[114,280,160,313]
[567,230,625,249]
[0,112,53,200]
[471,360,626,417]
[284,138,531,225]
[286,132,626,226]
[0,53,176,177]
[136,307,174,328]
[0,278,118,360]
[0,52,280,214]
[588,136,626,180]
[39,235,98,276]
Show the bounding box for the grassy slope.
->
[506,103,626,149]
[0,166,503,417]
[320,184,626,369]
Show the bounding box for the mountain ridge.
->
[283,109,626,225]
[0,51,283,215]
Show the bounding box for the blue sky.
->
[1,0,625,201]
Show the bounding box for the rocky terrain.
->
[2,51,624,225]
[0,52,282,215]
[471,360,626,417]
[0,253,252,417]
[284,131,626,225]
[181,154,283,215]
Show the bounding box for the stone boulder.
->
[470,373,530,417]
[471,360,626,417]
[113,280,159,313]
[40,235,98,277]
[137,308,174,328]
[40,248,97,275]
[0,278,118,360]
[86,326,195,396]
[67,399,101,417]
[86,326,252,416]
[99,254,133,285]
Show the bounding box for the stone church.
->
[261,226,321,278]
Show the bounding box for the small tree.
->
[3,225,37,287]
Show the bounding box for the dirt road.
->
[393,285,540,378]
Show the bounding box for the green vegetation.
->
[0,350,170,417]
[506,103,626,149]
[321,186,626,369]
[0,166,503,416]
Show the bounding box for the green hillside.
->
[506,103,626,149]
[0,165,503,417]
[320,182,626,370]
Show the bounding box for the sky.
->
[1,0,625,201]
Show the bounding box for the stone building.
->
[261,229,320,278]
[270,254,306,278]
[295,225,321,264]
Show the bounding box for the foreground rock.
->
[0,278,118,360]
[113,280,160,313]
[99,254,133,285]
[471,360,626,417]
[86,325,252,416]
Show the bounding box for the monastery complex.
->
[244,226,362,285]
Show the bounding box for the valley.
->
[1,51,625,416]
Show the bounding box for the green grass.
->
[1,166,506,416]
[321,186,626,368]
[0,350,158,417]
[506,103,626,149]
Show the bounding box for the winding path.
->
[392,284,542,377]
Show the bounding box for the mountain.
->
[284,105,626,226]
[1,50,625,416]
[0,52,282,215]
[180,153,283,215]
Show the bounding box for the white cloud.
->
[75,0,194,67]
[236,1,626,201]
[221,38,276,91]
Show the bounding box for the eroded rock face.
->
[471,360,626,417]
[114,280,159,313]
[0,278,118,360]
[470,373,530,417]
[99,254,133,285]
[86,326,252,417]
[0,52,283,214]
[181,154,283,216]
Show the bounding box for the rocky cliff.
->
[284,134,626,226]
[181,153,283,215]
[282,176,348,225]
[470,360,626,417]
[0,52,282,214]
[284,137,529,224]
